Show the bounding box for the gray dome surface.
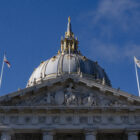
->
[27,17,111,87]
[27,53,111,87]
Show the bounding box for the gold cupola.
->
[61,16,79,54]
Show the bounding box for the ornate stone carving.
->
[98,94,128,107]
[83,93,96,106]
[65,83,77,105]
[65,93,77,105]
[77,96,82,105]
[39,92,54,105]
[3,83,135,107]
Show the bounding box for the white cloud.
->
[91,0,140,31]
[79,0,140,63]
[89,39,140,62]
[89,39,121,62]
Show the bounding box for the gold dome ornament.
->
[61,17,79,54]
[68,16,71,24]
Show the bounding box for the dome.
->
[27,17,111,87]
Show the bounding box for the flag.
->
[134,56,140,96]
[4,55,11,68]
[134,56,140,68]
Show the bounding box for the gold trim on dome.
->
[68,16,71,24]
[51,56,57,61]
[60,17,79,54]
[58,50,60,55]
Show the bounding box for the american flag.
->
[4,55,11,68]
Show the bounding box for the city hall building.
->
[0,17,140,140]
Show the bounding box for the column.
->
[43,131,54,140]
[85,131,96,140]
[128,132,138,140]
[1,132,11,140]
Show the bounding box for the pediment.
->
[0,78,140,107]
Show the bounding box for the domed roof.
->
[27,17,111,87]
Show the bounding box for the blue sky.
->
[0,0,140,96]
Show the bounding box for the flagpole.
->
[0,55,5,88]
[134,61,140,96]
[69,44,70,74]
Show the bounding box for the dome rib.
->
[42,60,49,77]
[75,54,81,74]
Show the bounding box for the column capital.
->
[42,130,55,140]
[42,129,55,136]
[85,129,97,140]
[127,131,138,136]
[84,129,97,136]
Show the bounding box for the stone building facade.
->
[0,17,140,140]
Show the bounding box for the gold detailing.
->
[60,17,79,54]
[68,16,71,24]
[65,16,74,38]
[82,56,87,61]
[102,77,105,85]
[51,56,56,61]
[58,50,60,54]
[72,43,75,51]
[61,44,64,53]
